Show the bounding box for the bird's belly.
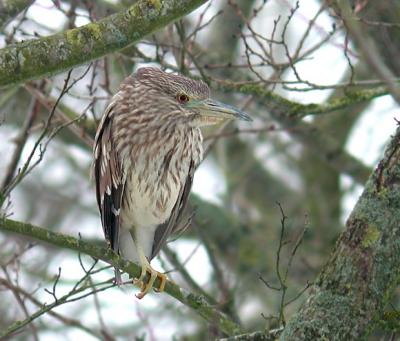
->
[121,171,181,229]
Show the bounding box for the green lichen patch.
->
[147,0,162,10]
[361,225,381,249]
[0,0,208,88]
[85,23,103,41]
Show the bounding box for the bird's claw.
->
[133,268,167,299]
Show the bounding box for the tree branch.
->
[0,277,102,339]
[215,80,374,184]
[0,218,243,337]
[218,328,283,341]
[334,0,400,106]
[0,0,34,29]
[281,123,400,340]
[0,0,207,88]
[216,81,388,119]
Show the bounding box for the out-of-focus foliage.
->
[0,1,399,340]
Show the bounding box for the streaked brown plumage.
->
[93,67,251,298]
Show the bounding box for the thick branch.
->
[281,124,400,340]
[0,0,207,87]
[0,218,242,337]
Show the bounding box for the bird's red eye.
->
[177,93,189,103]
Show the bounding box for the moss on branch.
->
[281,124,400,340]
[0,0,207,87]
[0,217,242,337]
[216,81,388,119]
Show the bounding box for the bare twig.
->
[162,244,217,305]
[0,277,102,338]
[2,66,92,201]
[1,94,39,191]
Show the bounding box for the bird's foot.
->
[133,267,167,299]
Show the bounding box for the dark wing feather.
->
[151,160,195,259]
[93,108,124,252]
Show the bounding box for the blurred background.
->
[0,0,398,340]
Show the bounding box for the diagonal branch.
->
[0,0,207,88]
[0,218,243,337]
[0,0,34,29]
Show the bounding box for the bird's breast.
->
[119,128,202,229]
[121,170,181,229]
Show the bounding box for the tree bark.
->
[281,124,400,340]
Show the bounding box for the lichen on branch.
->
[0,0,207,87]
[0,217,242,337]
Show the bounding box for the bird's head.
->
[134,67,252,127]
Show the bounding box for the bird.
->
[93,67,251,299]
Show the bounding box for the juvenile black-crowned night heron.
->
[93,67,251,299]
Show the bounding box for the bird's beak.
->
[187,99,252,123]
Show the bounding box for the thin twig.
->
[162,244,217,305]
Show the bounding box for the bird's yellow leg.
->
[134,248,149,285]
[133,246,154,298]
[133,245,167,299]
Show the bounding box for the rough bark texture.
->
[281,124,400,340]
[0,0,207,87]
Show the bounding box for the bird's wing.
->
[150,160,195,259]
[93,105,125,253]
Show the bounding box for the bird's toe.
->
[153,272,167,293]
[135,267,157,299]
